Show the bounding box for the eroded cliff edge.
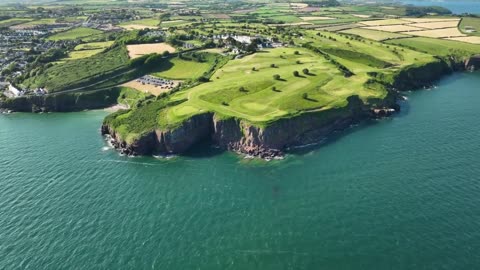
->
[101,57,476,158]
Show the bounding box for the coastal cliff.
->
[102,95,380,158]
[0,88,122,112]
[102,57,470,158]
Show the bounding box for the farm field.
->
[459,17,480,36]
[446,36,480,44]
[0,18,33,28]
[122,79,180,96]
[403,28,465,38]
[150,58,212,80]
[385,37,480,56]
[119,18,159,30]
[340,28,411,41]
[363,25,423,32]
[47,27,103,41]
[60,41,115,61]
[126,43,176,59]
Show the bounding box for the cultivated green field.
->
[459,17,480,36]
[47,27,103,41]
[119,18,160,27]
[150,53,221,80]
[58,41,115,61]
[385,37,480,56]
[0,18,33,27]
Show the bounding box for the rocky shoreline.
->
[101,94,398,159]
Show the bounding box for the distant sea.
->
[399,0,480,14]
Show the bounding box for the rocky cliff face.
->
[0,88,121,112]
[102,96,375,158]
[465,55,480,71]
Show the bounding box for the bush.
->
[293,71,299,77]
[302,68,309,75]
[296,60,301,64]
[294,51,299,55]
[272,86,277,91]
[302,93,308,99]
[270,63,276,68]
[239,86,247,92]
[273,74,281,80]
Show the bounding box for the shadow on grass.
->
[149,59,174,75]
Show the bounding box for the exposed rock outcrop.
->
[102,96,380,158]
[465,55,480,71]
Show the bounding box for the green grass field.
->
[459,17,480,36]
[119,18,160,27]
[20,18,57,26]
[0,18,33,27]
[151,58,212,80]
[47,27,103,41]
[385,37,480,56]
[157,47,388,128]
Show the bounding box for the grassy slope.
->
[21,45,130,91]
[47,27,103,41]
[150,53,219,80]
[107,31,442,140]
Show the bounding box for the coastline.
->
[102,56,472,159]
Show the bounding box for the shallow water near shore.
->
[1,71,480,269]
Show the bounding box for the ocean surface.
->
[399,0,480,14]
[1,71,480,269]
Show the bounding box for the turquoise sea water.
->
[400,0,480,14]
[1,71,480,269]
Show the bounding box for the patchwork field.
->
[446,36,480,44]
[363,25,423,32]
[47,27,103,41]
[360,19,409,26]
[340,28,411,41]
[403,28,465,38]
[413,21,460,29]
[127,43,176,59]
